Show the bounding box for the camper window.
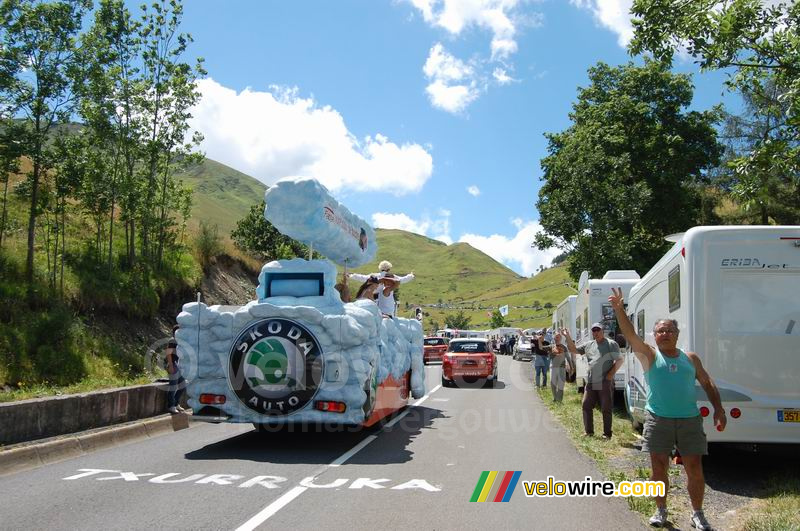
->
[668,266,680,312]
[637,310,645,339]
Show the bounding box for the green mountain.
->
[185,159,576,330]
[176,159,267,238]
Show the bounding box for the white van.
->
[552,295,577,339]
[622,226,800,445]
[574,270,641,393]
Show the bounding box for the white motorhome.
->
[574,270,641,393]
[552,295,577,339]
[623,226,800,445]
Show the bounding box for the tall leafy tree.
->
[0,0,91,290]
[489,310,507,329]
[534,60,723,280]
[444,310,471,330]
[718,75,799,224]
[137,0,204,267]
[231,200,312,260]
[629,0,800,205]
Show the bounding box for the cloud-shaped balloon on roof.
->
[264,178,377,267]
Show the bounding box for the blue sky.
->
[176,0,738,276]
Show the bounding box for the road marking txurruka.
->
[235,384,442,531]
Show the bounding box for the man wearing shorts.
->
[609,288,726,531]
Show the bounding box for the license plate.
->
[777,409,800,423]
[459,371,484,377]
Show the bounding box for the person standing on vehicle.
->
[165,325,185,414]
[349,260,414,318]
[532,330,550,388]
[546,331,572,403]
[563,323,622,439]
[608,287,725,530]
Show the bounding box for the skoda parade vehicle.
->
[573,270,640,393]
[176,179,425,430]
[622,226,800,446]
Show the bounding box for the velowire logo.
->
[470,471,522,502]
[229,318,324,416]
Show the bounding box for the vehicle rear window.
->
[449,341,488,353]
[424,338,446,346]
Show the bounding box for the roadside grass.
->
[537,385,800,529]
[535,384,658,518]
[0,373,156,403]
[736,475,800,531]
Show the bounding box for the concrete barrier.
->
[0,382,178,446]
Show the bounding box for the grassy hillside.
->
[339,229,575,332]
[176,159,267,239]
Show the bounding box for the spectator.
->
[532,330,550,388]
[547,332,572,403]
[500,336,507,355]
[563,323,622,439]
[507,335,517,357]
[609,288,725,530]
[165,325,185,414]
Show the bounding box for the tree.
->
[717,75,800,224]
[0,0,92,290]
[629,0,800,201]
[489,310,507,328]
[231,200,312,260]
[444,310,471,330]
[534,60,723,280]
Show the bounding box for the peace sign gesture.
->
[608,287,625,311]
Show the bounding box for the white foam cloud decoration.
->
[190,78,433,195]
[264,178,377,267]
[177,258,425,426]
[459,219,561,276]
[570,0,634,47]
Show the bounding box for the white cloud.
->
[423,44,481,113]
[492,66,516,85]
[467,185,481,196]
[459,219,561,276]
[372,210,453,244]
[190,78,433,195]
[570,0,634,47]
[407,0,530,61]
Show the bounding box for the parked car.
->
[512,335,533,361]
[441,338,498,388]
[423,336,448,364]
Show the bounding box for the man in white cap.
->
[563,322,622,438]
[349,260,415,318]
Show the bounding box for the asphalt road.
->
[0,357,644,530]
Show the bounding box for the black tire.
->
[441,375,452,388]
[624,387,643,432]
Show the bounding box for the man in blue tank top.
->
[609,288,726,531]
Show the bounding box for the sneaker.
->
[649,507,668,527]
[601,434,612,440]
[690,510,713,531]
[168,406,179,414]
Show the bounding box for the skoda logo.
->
[229,318,324,415]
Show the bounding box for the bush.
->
[195,220,222,273]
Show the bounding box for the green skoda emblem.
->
[247,338,290,386]
[229,318,324,416]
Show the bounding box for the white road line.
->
[235,383,441,530]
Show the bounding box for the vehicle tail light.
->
[200,394,226,405]
[315,401,346,413]
[699,406,710,417]
[730,408,741,419]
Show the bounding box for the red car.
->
[423,336,448,364]
[441,338,498,388]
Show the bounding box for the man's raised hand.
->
[609,287,624,310]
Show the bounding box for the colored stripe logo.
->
[470,471,521,502]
